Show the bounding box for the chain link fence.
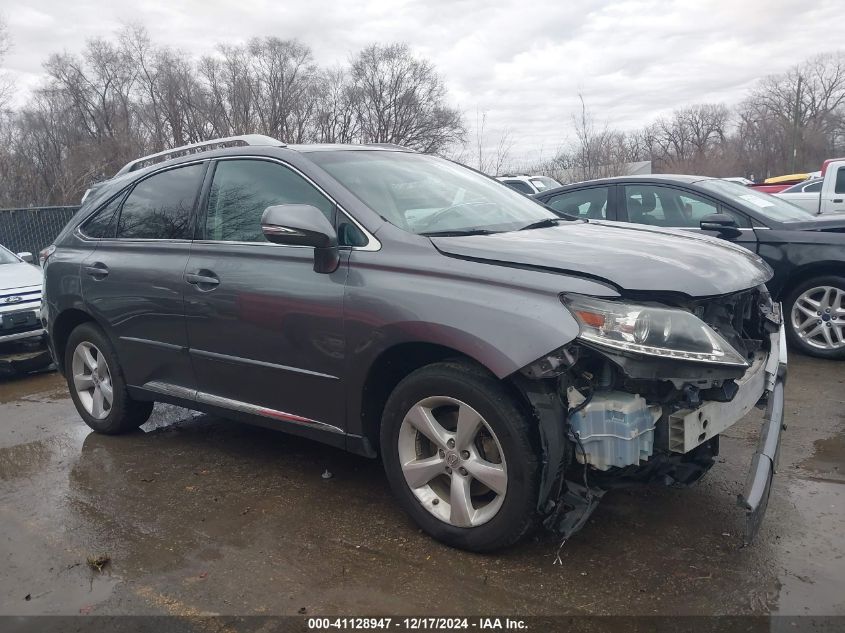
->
[0,207,80,257]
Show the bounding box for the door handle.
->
[185,271,220,289]
[834,199,843,203]
[84,263,109,278]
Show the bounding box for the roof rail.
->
[364,142,416,152]
[115,134,286,176]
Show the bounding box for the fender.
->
[343,237,619,441]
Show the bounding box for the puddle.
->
[800,432,845,480]
[0,371,66,405]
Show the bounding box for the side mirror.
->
[700,213,741,239]
[260,204,340,274]
[17,252,34,263]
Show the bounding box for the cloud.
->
[1,0,837,162]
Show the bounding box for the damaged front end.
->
[515,285,787,545]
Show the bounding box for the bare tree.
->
[0,15,12,108]
[469,109,513,175]
[349,43,464,153]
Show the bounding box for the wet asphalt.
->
[0,354,842,618]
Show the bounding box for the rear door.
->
[80,162,207,391]
[183,157,348,435]
[820,162,845,214]
[618,183,758,253]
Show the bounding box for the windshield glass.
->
[698,179,814,222]
[530,177,561,191]
[0,247,19,265]
[308,151,556,235]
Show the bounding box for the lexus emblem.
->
[3,296,23,304]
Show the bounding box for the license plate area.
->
[1,310,38,330]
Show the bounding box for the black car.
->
[42,139,786,551]
[534,175,845,359]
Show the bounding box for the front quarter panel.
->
[756,229,845,297]
[342,234,619,436]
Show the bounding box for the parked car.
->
[535,175,845,359]
[496,174,561,195]
[0,244,52,376]
[775,177,823,213]
[43,137,785,551]
[722,177,754,186]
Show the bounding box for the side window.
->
[624,185,751,229]
[503,180,534,195]
[835,168,845,195]
[624,185,721,228]
[546,187,609,219]
[204,159,336,243]
[117,164,205,240]
[804,180,822,193]
[80,194,124,238]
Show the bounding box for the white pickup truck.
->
[776,158,845,214]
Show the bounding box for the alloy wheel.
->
[71,341,114,420]
[791,286,845,350]
[398,396,507,527]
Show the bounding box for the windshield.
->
[530,177,561,191]
[0,247,19,265]
[308,151,557,235]
[698,179,814,222]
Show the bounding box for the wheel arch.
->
[354,342,536,457]
[777,261,845,301]
[51,308,101,375]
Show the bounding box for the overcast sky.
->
[0,0,837,163]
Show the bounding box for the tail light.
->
[39,245,56,267]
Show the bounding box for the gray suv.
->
[43,136,787,551]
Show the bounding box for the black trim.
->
[119,336,186,352]
[189,347,339,380]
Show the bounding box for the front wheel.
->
[784,276,845,359]
[380,361,540,552]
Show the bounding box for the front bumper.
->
[738,321,787,544]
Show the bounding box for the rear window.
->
[117,164,205,240]
[80,194,124,239]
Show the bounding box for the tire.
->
[380,360,540,552]
[784,275,845,360]
[64,322,154,434]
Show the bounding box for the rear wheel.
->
[380,361,539,551]
[784,276,845,359]
[65,322,153,434]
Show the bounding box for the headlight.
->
[563,295,748,367]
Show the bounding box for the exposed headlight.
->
[562,294,748,367]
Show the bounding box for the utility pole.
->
[790,74,802,173]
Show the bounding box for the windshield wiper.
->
[517,217,571,231]
[420,229,499,237]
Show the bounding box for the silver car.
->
[0,245,44,344]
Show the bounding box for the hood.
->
[0,261,43,292]
[431,220,772,297]
[778,214,845,232]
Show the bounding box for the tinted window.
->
[836,168,845,194]
[804,180,822,193]
[547,187,609,219]
[117,164,205,239]
[81,194,123,238]
[205,159,335,243]
[503,180,534,194]
[624,185,750,228]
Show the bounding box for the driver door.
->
[619,184,758,254]
[184,157,349,433]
